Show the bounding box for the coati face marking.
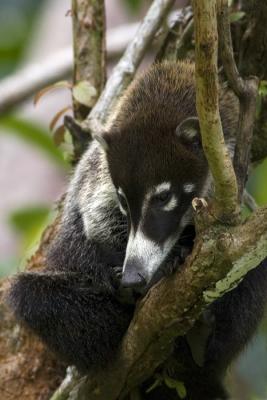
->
[183,183,195,193]
[94,62,230,290]
[98,115,209,290]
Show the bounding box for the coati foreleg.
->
[7,267,133,373]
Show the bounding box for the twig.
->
[243,189,258,211]
[175,17,194,60]
[193,0,239,221]
[50,367,82,400]
[85,0,176,128]
[217,0,259,202]
[0,48,72,115]
[156,7,193,61]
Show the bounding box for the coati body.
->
[8,61,267,400]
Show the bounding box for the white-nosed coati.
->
[7,61,267,400]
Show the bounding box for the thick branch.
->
[69,0,106,158]
[51,206,267,400]
[193,0,239,220]
[72,0,106,120]
[85,0,176,128]
[217,0,259,201]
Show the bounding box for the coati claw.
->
[113,265,123,280]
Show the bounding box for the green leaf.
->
[0,115,67,167]
[230,11,245,23]
[73,81,97,107]
[123,0,144,12]
[259,80,267,97]
[9,206,50,234]
[164,377,187,399]
[146,377,162,393]
[9,206,54,255]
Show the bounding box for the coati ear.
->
[175,117,202,152]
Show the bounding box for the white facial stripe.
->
[123,228,178,281]
[123,228,161,277]
[118,187,127,215]
[118,187,125,197]
[119,204,127,215]
[144,181,174,213]
[154,181,171,195]
[162,195,178,211]
[183,183,195,193]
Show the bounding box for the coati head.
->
[93,61,237,290]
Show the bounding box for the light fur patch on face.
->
[154,181,171,195]
[162,195,178,211]
[118,187,127,216]
[183,183,195,193]
[123,227,177,282]
[144,181,175,212]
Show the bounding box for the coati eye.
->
[153,191,172,206]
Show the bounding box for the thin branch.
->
[0,11,186,117]
[217,0,259,202]
[0,48,72,115]
[50,367,80,400]
[193,0,239,221]
[156,7,193,61]
[0,24,137,116]
[175,17,194,60]
[243,190,258,212]
[85,0,176,128]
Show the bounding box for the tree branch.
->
[69,0,106,158]
[193,0,239,220]
[0,24,137,116]
[156,7,193,61]
[50,205,267,400]
[217,0,259,202]
[71,0,106,120]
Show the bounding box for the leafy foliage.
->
[0,115,67,167]
[122,0,146,12]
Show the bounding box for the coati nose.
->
[121,261,146,289]
[121,271,146,289]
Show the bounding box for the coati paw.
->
[111,266,137,304]
[115,287,136,305]
[113,265,123,280]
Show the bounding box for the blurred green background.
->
[0,1,266,399]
